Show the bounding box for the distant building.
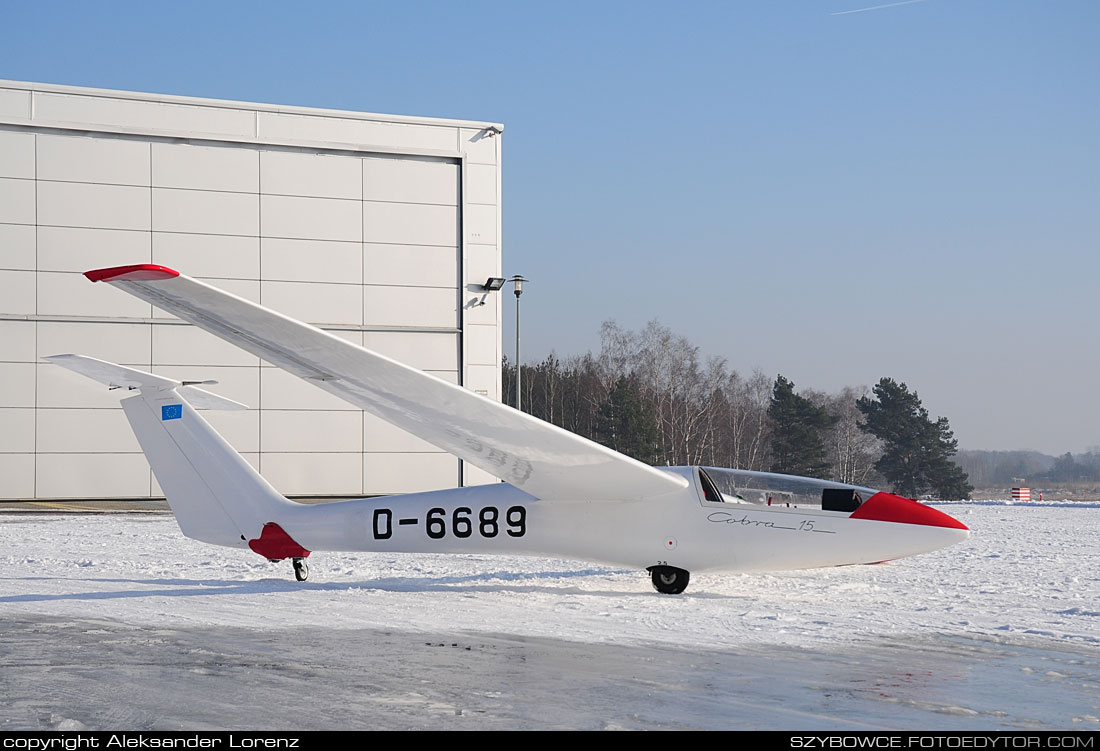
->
[0,80,503,500]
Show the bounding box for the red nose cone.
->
[851,492,968,530]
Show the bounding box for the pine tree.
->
[595,375,660,464]
[857,378,973,500]
[768,375,836,477]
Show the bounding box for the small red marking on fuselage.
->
[248,522,311,560]
[84,264,181,283]
[851,493,968,530]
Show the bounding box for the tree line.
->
[503,320,972,499]
[957,448,1100,486]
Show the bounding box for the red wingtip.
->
[851,492,969,530]
[84,264,181,283]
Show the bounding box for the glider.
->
[47,264,969,593]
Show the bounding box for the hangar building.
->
[0,80,504,500]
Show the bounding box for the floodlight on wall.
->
[477,277,507,306]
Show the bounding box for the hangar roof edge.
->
[0,78,504,132]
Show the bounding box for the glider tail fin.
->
[46,354,294,549]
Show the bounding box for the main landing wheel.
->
[648,566,690,595]
[292,557,309,582]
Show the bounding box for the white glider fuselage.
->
[273,478,968,574]
[48,264,970,592]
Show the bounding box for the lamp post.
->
[480,275,529,411]
[510,275,528,411]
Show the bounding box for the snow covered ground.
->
[2,502,1098,730]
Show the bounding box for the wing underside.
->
[85,265,688,502]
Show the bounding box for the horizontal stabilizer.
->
[44,354,248,411]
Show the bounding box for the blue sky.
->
[3,1,1098,454]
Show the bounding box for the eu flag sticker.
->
[161,404,183,421]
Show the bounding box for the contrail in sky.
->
[830,0,926,16]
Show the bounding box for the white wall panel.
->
[37,408,139,453]
[363,244,457,288]
[465,324,498,367]
[0,453,34,498]
[464,203,497,246]
[465,365,500,401]
[0,130,34,178]
[260,151,361,199]
[260,194,361,241]
[34,92,255,138]
[0,408,34,452]
[260,238,361,284]
[461,128,498,165]
[0,222,35,270]
[363,157,458,205]
[0,177,35,224]
[36,452,151,498]
[261,410,362,453]
[362,331,458,371]
[364,286,457,328]
[364,453,459,495]
[257,112,456,152]
[261,452,363,497]
[260,367,357,411]
[465,163,497,205]
[464,464,502,487]
[363,413,446,453]
[38,181,149,231]
[0,270,35,315]
[36,134,149,186]
[153,232,259,280]
[37,270,151,318]
[152,324,259,367]
[38,321,150,366]
[260,281,362,325]
[0,362,36,408]
[152,188,258,236]
[150,365,259,407]
[0,88,31,121]
[152,142,259,193]
[465,243,499,287]
[203,410,260,454]
[0,321,35,362]
[37,226,151,272]
[363,202,457,247]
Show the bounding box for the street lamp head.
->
[482,277,506,291]
[511,275,528,297]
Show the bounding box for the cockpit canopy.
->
[696,466,881,512]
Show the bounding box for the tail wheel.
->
[292,557,309,582]
[648,565,690,594]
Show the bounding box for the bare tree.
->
[810,386,883,485]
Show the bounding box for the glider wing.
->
[83,265,688,502]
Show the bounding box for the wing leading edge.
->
[85,264,688,502]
